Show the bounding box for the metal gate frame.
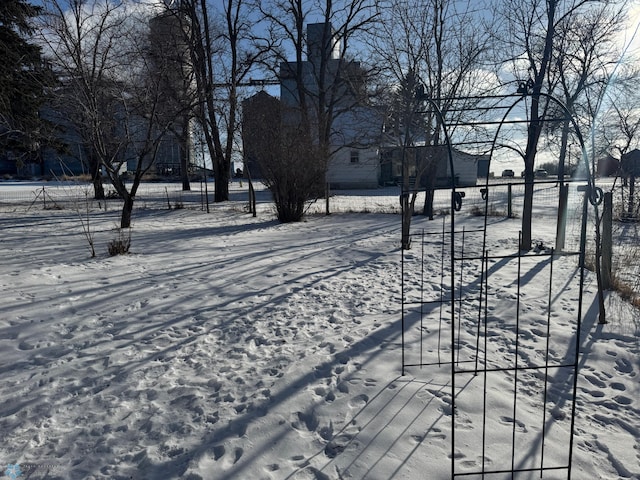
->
[400,91,603,479]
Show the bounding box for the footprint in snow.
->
[348,394,369,408]
[499,416,527,432]
[291,410,319,432]
[583,373,607,389]
[614,358,634,375]
[613,395,632,406]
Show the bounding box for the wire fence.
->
[0,178,613,225]
[0,177,597,252]
[0,177,636,302]
[0,178,612,210]
[0,178,632,238]
[0,181,218,212]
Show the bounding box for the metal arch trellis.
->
[399,91,601,479]
[400,96,458,376]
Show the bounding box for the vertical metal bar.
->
[541,248,554,476]
[420,228,425,367]
[475,249,486,373]
[456,227,466,365]
[481,250,489,475]
[602,192,613,289]
[511,235,523,474]
[568,190,590,479]
[451,191,457,480]
[438,216,446,366]
[401,239,406,376]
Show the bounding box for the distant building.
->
[597,155,620,177]
[36,101,86,177]
[12,12,195,179]
[25,89,190,179]
[379,145,485,188]
[278,22,383,189]
[241,22,480,190]
[621,149,640,178]
[148,10,195,178]
[241,91,282,180]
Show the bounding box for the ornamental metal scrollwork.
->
[453,191,465,211]
[589,186,604,206]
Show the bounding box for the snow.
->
[0,181,638,480]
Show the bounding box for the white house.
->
[325,106,384,189]
[271,22,481,190]
[279,23,383,189]
[379,144,484,188]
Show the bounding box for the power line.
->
[212,78,279,88]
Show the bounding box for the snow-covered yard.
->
[0,181,638,479]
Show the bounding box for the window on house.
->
[350,150,360,163]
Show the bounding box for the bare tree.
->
[178,0,266,203]
[495,0,625,250]
[606,92,640,159]
[242,91,330,222]
[370,0,493,248]
[39,0,185,229]
[149,9,198,191]
[550,3,627,181]
[254,0,380,221]
[602,83,640,218]
[384,69,431,249]
[496,0,555,250]
[37,0,129,199]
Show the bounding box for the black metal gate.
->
[400,93,601,479]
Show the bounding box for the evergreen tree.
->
[0,0,48,163]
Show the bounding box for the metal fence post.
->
[555,184,569,251]
[602,191,613,289]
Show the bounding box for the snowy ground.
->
[0,181,638,480]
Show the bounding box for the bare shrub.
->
[108,228,131,256]
[611,242,640,308]
[469,204,514,218]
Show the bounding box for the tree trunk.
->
[423,188,434,219]
[120,194,134,229]
[213,153,229,202]
[214,175,229,202]
[521,170,535,250]
[401,193,416,250]
[520,0,556,250]
[90,160,105,200]
[521,89,542,250]
[628,174,635,218]
[557,119,570,182]
[181,119,191,191]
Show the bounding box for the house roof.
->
[621,148,640,161]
